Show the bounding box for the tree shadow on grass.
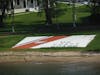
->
[79,14,100,26]
[1,16,100,35]
[8,21,100,35]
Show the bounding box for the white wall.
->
[14,0,24,9]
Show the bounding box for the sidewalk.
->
[14,8,26,13]
[14,8,39,13]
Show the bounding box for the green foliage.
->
[0,0,13,27]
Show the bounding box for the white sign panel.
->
[12,35,96,49]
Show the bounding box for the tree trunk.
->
[44,0,52,25]
[0,1,6,27]
[0,15,4,27]
[72,0,76,27]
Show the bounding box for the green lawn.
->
[0,4,91,32]
[0,3,100,51]
[0,30,100,51]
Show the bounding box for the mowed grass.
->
[0,3,100,51]
[0,4,91,32]
[0,30,100,51]
[0,35,25,51]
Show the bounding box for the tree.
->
[10,0,15,32]
[0,0,10,27]
[90,0,100,15]
[72,0,77,27]
[89,0,100,24]
[41,0,57,25]
[43,0,52,25]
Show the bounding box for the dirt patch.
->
[0,51,100,63]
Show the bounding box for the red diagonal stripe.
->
[13,36,66,49]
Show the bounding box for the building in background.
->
[57,0,90,3]
[13,0,41,13]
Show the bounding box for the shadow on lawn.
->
[4,22,100,35]
[0,16,100,35]
[80,14,100,24]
